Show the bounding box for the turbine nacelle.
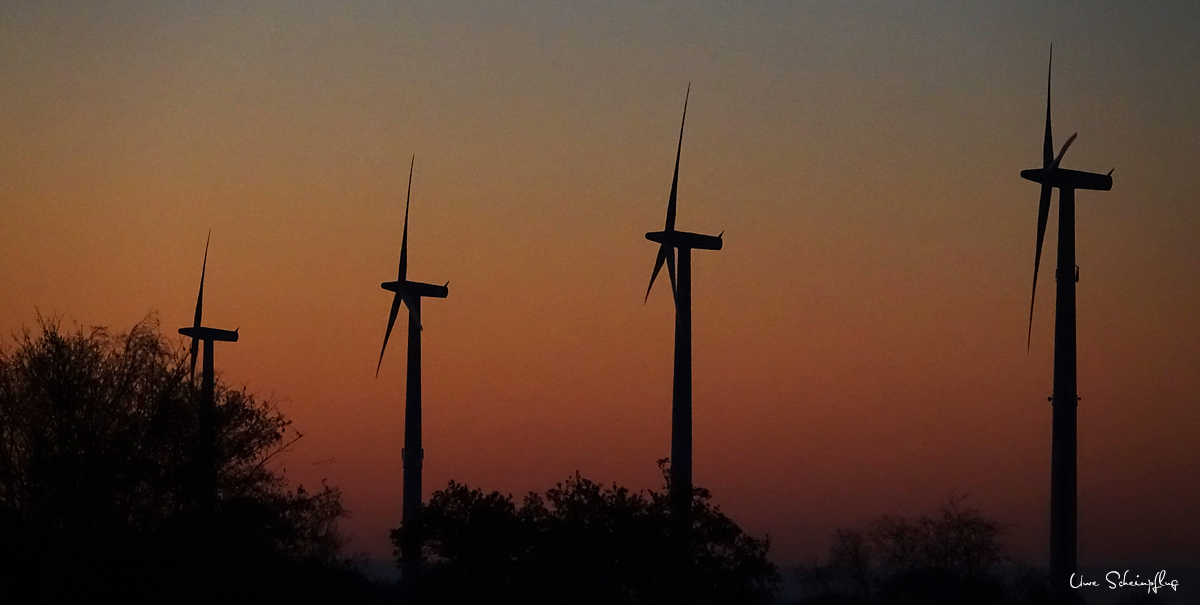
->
[178,326,239,343]
[645,230,723,251]
[381,280,449,299]
[1020,167,1112,191]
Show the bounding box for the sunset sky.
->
[2,1,1198,568]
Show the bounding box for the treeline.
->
[4,315,1120,605]
[0,316,781,604]
[0,316,375,604]
[790,497,1167,605]
[397,464,782,604]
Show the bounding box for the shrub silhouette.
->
[0,315,369,604]
[794,496,1051,605]
[394,459,781,604]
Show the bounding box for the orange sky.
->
[2,2,1198,567]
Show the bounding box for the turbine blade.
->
[1043,45,1054,168]
[194,230,209,329]
[1051,133,1077,169]
[665,83,689,232]
[376,294,403,377]
[645,245,669,303]
[398,155,414,282]
[1027,184,1053,351]
[666,245,677,302]
[189,230,209,381]
[189,338,199,382]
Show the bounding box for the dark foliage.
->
[393,459,781,604]
[795,496,1055,605]
[0,315,376,604]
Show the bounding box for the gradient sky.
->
[2,1,1198,568]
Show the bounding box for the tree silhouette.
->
[866,496,1009,604]
[795,496,1030,605]
[394,459,781,604]
[0,315,370,604]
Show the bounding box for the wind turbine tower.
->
[376,157,448,591]
[179,231,239,516]
[644,86,723,543]
[1020,47,1112,599]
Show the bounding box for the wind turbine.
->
[644,85,723,543]
[1020,47,1112,598]
[178,231,239,517]
[375,156,448,591]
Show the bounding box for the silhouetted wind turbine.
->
[644,85,723,543]
[375,156,448,592]
[178,231,239,516]
[1020,46,1112,599]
